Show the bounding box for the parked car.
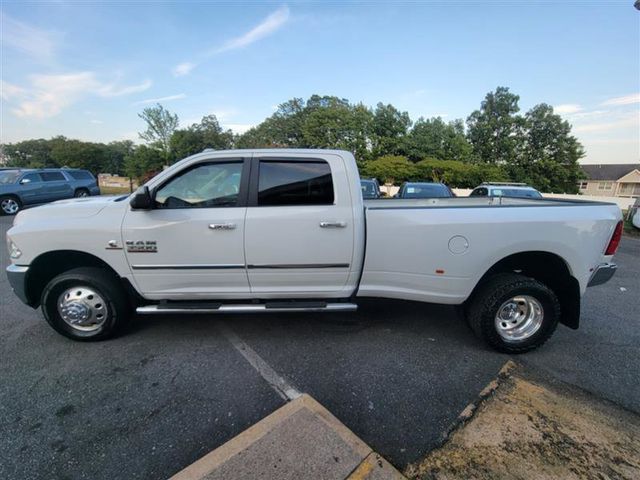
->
[470,182,543,199]
[0,168,100,215]
[395,182,454,199]
[6,149,622,353]
[360,178,382,199]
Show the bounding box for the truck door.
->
[244,155,355,295]
[121,158,251,298]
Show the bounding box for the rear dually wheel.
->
[466,273,560,353]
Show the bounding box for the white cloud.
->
[173,5,290,76]
[134,93,187,105]
[6,72,153,119]
[554,104,582,114]
[99,80,152,97]
[0,80,27,101]
[564,109,608,120]
[573,113,638,133]
[600,93,640,107]
[215,6,290,54]
[0,12,61,62]
[172,62,195,77]
[90,119,103,124]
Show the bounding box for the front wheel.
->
[74,188,90,198]
[41,267,131,341]
[466,273,560,353]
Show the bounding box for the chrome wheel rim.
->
[77,190,89,197]
[495,295,544,342]
[57,287,108,332]
[1,199,19,214]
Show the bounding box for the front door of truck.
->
[244,155,355,295]
[122,158,250,298]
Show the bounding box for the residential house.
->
[579,163,640,198]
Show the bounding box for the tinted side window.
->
[22,173,42,183]
[41,171,66,181]
[470,188,488,197]
[257,161,334,206]
[67,170,94,180]
[155,162,243,208]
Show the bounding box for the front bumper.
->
[6,264,30,305]
[587,263,617,287]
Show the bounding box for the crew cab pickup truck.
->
[5,149,623,352]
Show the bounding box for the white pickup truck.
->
[6,149,623,352]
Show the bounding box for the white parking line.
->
[217,322,301,402]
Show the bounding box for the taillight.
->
[605,221,623,255]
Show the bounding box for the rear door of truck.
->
[243,154,355,295]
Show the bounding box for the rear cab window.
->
[256,161,334,206]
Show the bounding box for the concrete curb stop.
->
[170,394,405,480]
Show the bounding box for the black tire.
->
[41,267,131,341]
[466,273,560,353]
[0,195,22,215]
[74,188,90,198]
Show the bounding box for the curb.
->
[170,394,405,480]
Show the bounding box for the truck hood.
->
[13,195,127,225]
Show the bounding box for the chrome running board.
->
[136,301,358,315]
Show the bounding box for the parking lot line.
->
[217,321,302,401]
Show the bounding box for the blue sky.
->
[1,1,638,164]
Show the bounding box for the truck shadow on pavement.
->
[125,298,508,468]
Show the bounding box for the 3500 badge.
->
[126,240,157,253]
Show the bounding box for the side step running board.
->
[136,302,358,315]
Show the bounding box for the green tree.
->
[515,104,585,193]
[123,145,165,182]
[236,95,374,163]
[302,96,373,162]
[371,103,411,157]
[170,114,234,160]
[466,87,524,164]
[404,117,472,162]
[2,139,53,168]
[138,103,179,161]
[361,155,416,185]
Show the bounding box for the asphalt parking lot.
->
[0,214,638,480]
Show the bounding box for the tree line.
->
[0,86,585,192]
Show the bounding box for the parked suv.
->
[470,182,542,199]
[0,168,100,215]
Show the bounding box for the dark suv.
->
[0,168,100,215]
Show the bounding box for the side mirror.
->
[129,186,153,210]
[20,178,31,185]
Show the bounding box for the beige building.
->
[579,164,640,198]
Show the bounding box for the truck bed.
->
[358,196,620,305]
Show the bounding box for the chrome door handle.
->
[209,223,237,230]
[319,221,347,228]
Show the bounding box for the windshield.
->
[401,184,451,198]
[0,171,21,185]
[361,181,378,198]
[492,188,542,199]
